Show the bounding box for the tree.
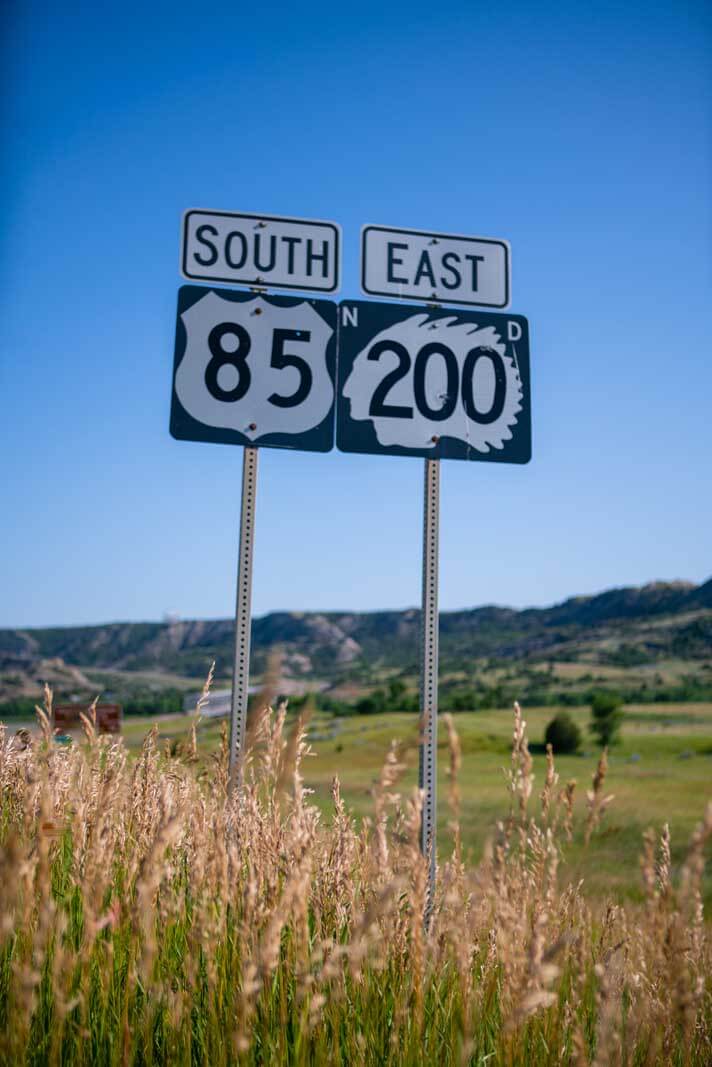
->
[544,712,581,754]
[590,690,623,746]
[356,689,386,715]
[387,679,407,708]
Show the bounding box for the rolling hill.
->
[1,578,710,711]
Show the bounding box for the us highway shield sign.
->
[171,286,337,452]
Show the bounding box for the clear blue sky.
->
[1,0,710,628]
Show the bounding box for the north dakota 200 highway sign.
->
[336,300,530,463]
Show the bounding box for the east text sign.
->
[361,225,510,308]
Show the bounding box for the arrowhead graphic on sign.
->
[336,301,531,463]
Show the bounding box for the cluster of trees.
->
[0,687,186,721]
[0,696,39,719]
[288,683,628,757]
[0,680,657,760]
[544,691,624,754]
[354,679,417,715]
[553,678,712,706]
[426,666,712,714]
[286,680,418,718]
[122,689,184,716]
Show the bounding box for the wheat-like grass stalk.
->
[584,746,615,845]
[0,698,708,1065]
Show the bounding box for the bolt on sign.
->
[361,225,510,308]
[182,210,341,294]
[170,286,337,452]
[337,301,530,462]
[53,703,123,734]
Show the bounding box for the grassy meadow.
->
[1,694,710,1064]
[120,698,712,906]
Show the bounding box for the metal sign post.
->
[170,281,337,793]
[229,445,259,787]
[337,298,530,919]
[419,457,440,917]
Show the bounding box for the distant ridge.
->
[1,577,710,684]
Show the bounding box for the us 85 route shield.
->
[171,285,337,453]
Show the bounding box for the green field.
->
[117,700,712,907]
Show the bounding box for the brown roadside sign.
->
[53,703,123,734]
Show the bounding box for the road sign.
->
[171,212,533,912]
[361,225,510,308]
[182,210,341,293]
[337,300,531,462]
[171,286,337,452]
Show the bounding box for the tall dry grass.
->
[0,690,710,1065]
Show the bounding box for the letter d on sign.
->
[507,321,522,342]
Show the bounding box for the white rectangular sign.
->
[361,225,510,309]
[182,210,341,294]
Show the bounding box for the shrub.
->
[544,711,581,753]
[356,690,386,715]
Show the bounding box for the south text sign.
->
[182,210,341,293]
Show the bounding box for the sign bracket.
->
[229,445,259,788]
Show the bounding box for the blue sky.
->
[1,0,710,628]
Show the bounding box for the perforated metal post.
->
[419,457,440,917]
[229,446,259,788]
